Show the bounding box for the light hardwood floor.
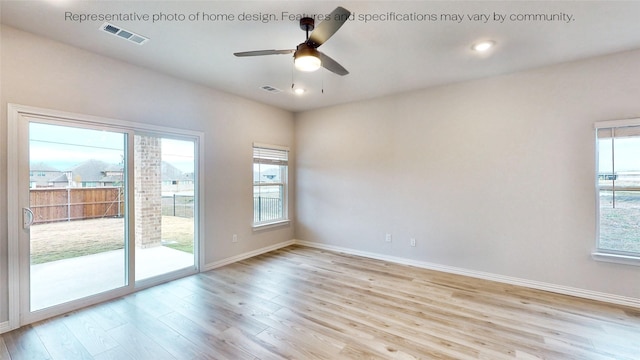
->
[1,245,639,359]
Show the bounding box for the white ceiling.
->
[2,0,640,112]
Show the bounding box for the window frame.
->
[593,118,640,266]
[252,143,290,229]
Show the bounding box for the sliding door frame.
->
[7,104,205,330]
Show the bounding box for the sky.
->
[598,137,640,173]
[29,122,195,173]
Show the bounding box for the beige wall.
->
[0,25,295,322]
[3,23,640,324]
[295,48,640,300]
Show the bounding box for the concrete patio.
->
[30,246,194,311]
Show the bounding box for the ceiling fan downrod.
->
[299,17,315,41]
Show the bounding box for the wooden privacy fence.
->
[30,187,124,224]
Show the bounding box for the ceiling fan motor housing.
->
[299,17,315,32]
[295,43,318,58]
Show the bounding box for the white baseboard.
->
[202,240,296,271]
[0,321,10,334]
[294,240,640,309]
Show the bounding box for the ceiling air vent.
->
[260,85,282,94]
[100,22,149,45]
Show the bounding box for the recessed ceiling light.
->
[471,40,495,52]
[294,88,306,95]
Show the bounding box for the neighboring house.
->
[29,162,68,188]
[162,161,194,193]
[68,159,124,188]
[31,159,192,191]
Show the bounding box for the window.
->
[595,120,640,263]
[253,143,289,226]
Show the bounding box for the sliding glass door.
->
[9,105,200,326]
[28,122,128,312]
[134,134,196,281]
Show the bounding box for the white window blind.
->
[253,146,288,165]
[596,125,640,139]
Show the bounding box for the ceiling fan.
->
[233,7,351,76]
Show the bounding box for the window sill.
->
[592,252,640,267]
[252,220,291,231]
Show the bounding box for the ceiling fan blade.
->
[234,49,294,57]
[318,51,349,76]
[307,7,351,48]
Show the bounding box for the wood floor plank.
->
[0,336,10,360]
[260,307,348,352]
[151,277,198,300]
[255,326,341,360]
[140,282,267,336]
[106,323,176,359]
[3,325,52,360]
[179,291,269,336]
[216,326,286,360]
[2,245,639,359]
[158,311,256,360]
[62,311,119,356]
[114,306,209,360]
[252,307,352,357]
[32,318,94,360]
[92,345,136,360]
[162,294,234,335]
[82,300,130,332]
[120,290,176,318]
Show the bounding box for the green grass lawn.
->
[599,208,640,253]
[30,216,194,264]
[599,191,640,253]
[160,216,195,254]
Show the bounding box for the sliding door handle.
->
[23,208,34,229]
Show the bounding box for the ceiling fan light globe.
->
[295,55,321,72]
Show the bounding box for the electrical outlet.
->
[385,233,392,242]
[410,238,416,247]
[232,234,238,243]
